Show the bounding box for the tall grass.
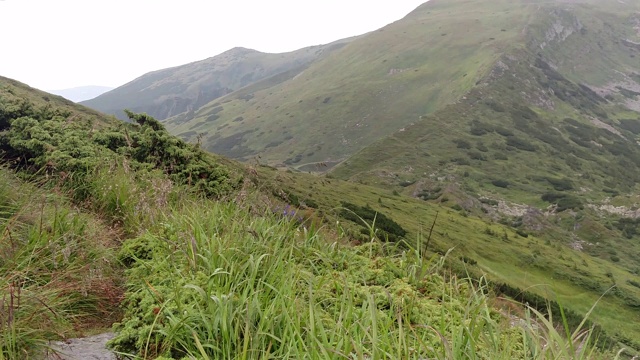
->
[0,164,624,359]
[111,198,619,359]
[0,169,120,359]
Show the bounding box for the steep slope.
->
[164,0,533,166]
[330,0,640,279]
[48,85,114,102]
[81,42,351,121]
[332,0,640,203]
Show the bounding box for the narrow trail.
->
[45,333,117,360]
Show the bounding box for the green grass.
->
[0,169,121,359]
[263,168,640,353]
[1,75,638,359]
[109,195,621,359]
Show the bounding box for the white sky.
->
[0,0,427,91]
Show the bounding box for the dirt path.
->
[45,333,117,360]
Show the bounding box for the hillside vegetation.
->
[1,77,635,359]
[162,0,530,166]
[81,41,352,121]
[4,0,640,358]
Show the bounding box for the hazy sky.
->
[0,0,427,91]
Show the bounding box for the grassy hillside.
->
[164,0,533,167]
[330,0,640,226]
[1,76,635,358]
[324,1,640,348]
[81,41,352,121]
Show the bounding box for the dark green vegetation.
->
[82,42,352,121]
[339,201,407,242]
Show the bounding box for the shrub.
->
[627,280,640,289]
[546,177,574,191]
[485,100,506,112]
[468,151,486,161]
[339,202,407,241]
[493,152,508,160]
[451,157,470,165]
[618,118,640,134]
[491,179,510,188]
[556,197,583,211]
[469,120,493,136]
[0,109,238,199]
[494,126,514,137]
[506,137,537,152]
[454,139,472,149]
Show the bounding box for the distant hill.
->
[48,85,114,102]
[81,40,353,121]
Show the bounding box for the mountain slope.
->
[328,0,640,283]
[0,76,116,129]
[3,73,640,354]
[331,0,640,202]
[164,0,533,166]
[81,41,352,121]
[48,85,114,102]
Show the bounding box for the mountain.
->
[331,0,640,202]
[80,40,353,121]
[163,0,640,174]
[48,85,114,102]
[164,0,527,166]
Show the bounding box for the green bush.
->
[540,192,582,211]
[618,118,640,135]
[454,139,472,149]
[506,137,537,152]
[491,179,510,188]
[0,109,239,199]
[339,201,407,241]
[470,120,492,136]
[546,177,574,191]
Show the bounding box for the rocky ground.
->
[44,333,117,360]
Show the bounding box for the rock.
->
[45,332,116,360]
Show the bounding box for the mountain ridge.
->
[163,0,529,167]
[81,39,354,121]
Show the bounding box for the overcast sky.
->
[0,0,427,91]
